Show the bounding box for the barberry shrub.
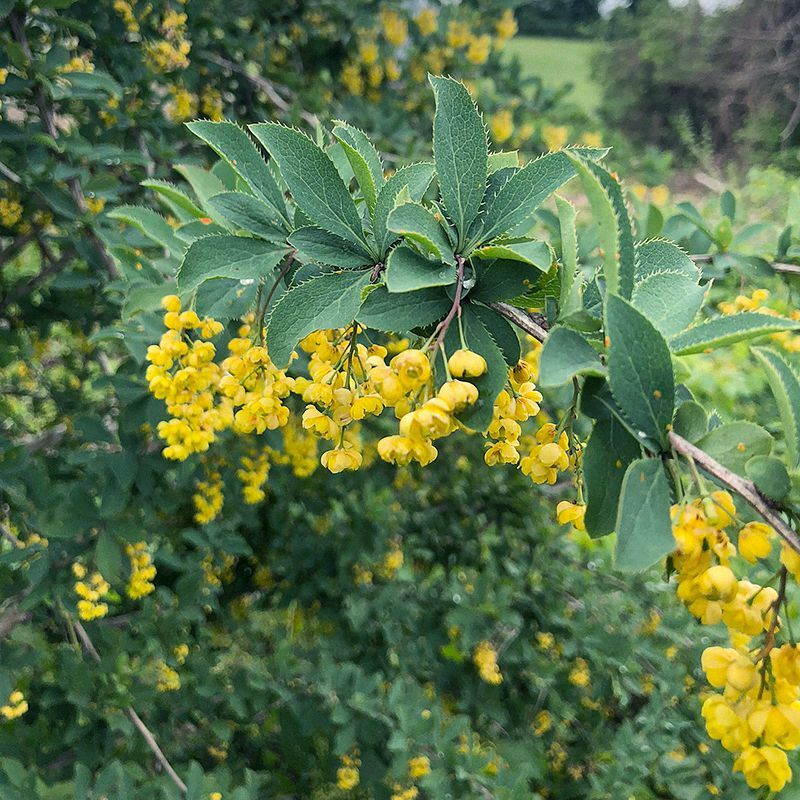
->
[127,76,800,793]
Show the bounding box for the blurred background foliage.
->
[1,0,800,798]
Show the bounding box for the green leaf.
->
[373,162,435,256]
[753,347,800,468]
[556,195,581,318]
[488,151,519,172]
[472,304,521,366]
[583,416,641,538]
[615,459,674,571]
[186,120,287,222]
[266,271,371,367]
[566,154,634,299]
[332,121,383,213]
[746,455,790,501]
[177,236,289,293]
[249,123,369,252]
[357,286,450,332]
[696,421,773,475]
[195,278,259,320]
[95,531,125,585]
[672,401,707,443]
[289,227,373,269]
[721,189,736,222]
[470,259,547,304]
[388,202,454,264]
[208,192,287,242]
[538,327,606,388]
[631,240,704,338]
[472,238,551,270]
[430,75,487,247]
[108,205,185,258]
[481,149,604,244]
[671,313,800,356]
[606,294,674,448]
[174,165,228,220]
[385,245,455,293]
[141,179,204,218]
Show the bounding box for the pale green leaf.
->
[385,245,455,293]
[671,313,800,355]
[753,347,800,468]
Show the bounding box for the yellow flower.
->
[321,444,362,473]
[474,640,502,684]
[738,521,773,563]
[495,9,518,40]
[556,501,586,531]
[407,755,430,779]
[580,131,603,148]
[0,690,28,720]
[466,34,492,65]
[490,110,514,144]
[733,745,792,792]
[359,41,379,66]
[542,124,569,152]
[569,657,590,687]
[447,20,471,49]
[380,9,408,46]
[447,349,487,378]
[415,8,438,36]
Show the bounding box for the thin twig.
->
[72,619,187,793]
[488,302,549,343]
[430,255,465,351]
[669,431,800,555]
[690,253,800,275]
[206,53,318,127]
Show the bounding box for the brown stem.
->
[669,431,800,555]
[430,255,466,351]
[488,302,549,343]
[690,253,800,275]
[756,566,787,662]
[72,620,187,793]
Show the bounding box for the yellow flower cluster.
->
[164,84,198,122]
[155,661,180,692]
[200,86,224,121]
[336,753,360,791]
[340,7,515,99]
[237,448,270,504]
[112,0,139,35]
[519,423,571,485]
[484,360,542,466]
[672,492,800,791]
[0,196,23,229]
[145,10,191,73]
[58,54,94,74]
[407,755,431,779]
[542,124,569,152]
[73,563,110,620]
[126,542,156,599]
[473,640,503,684]
[0,691,27,720]
[568,657,591,688]
[193,469,224,524]
[719,288,800,353]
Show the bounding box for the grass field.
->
[503,36,602,115]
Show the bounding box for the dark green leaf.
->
[615,459,674,571]
[289,227,373,269]
[606,295,675,448]
[385,245,455,293]
[177,236,289,293]
[266,271,371,367]
[696,421,773,475]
